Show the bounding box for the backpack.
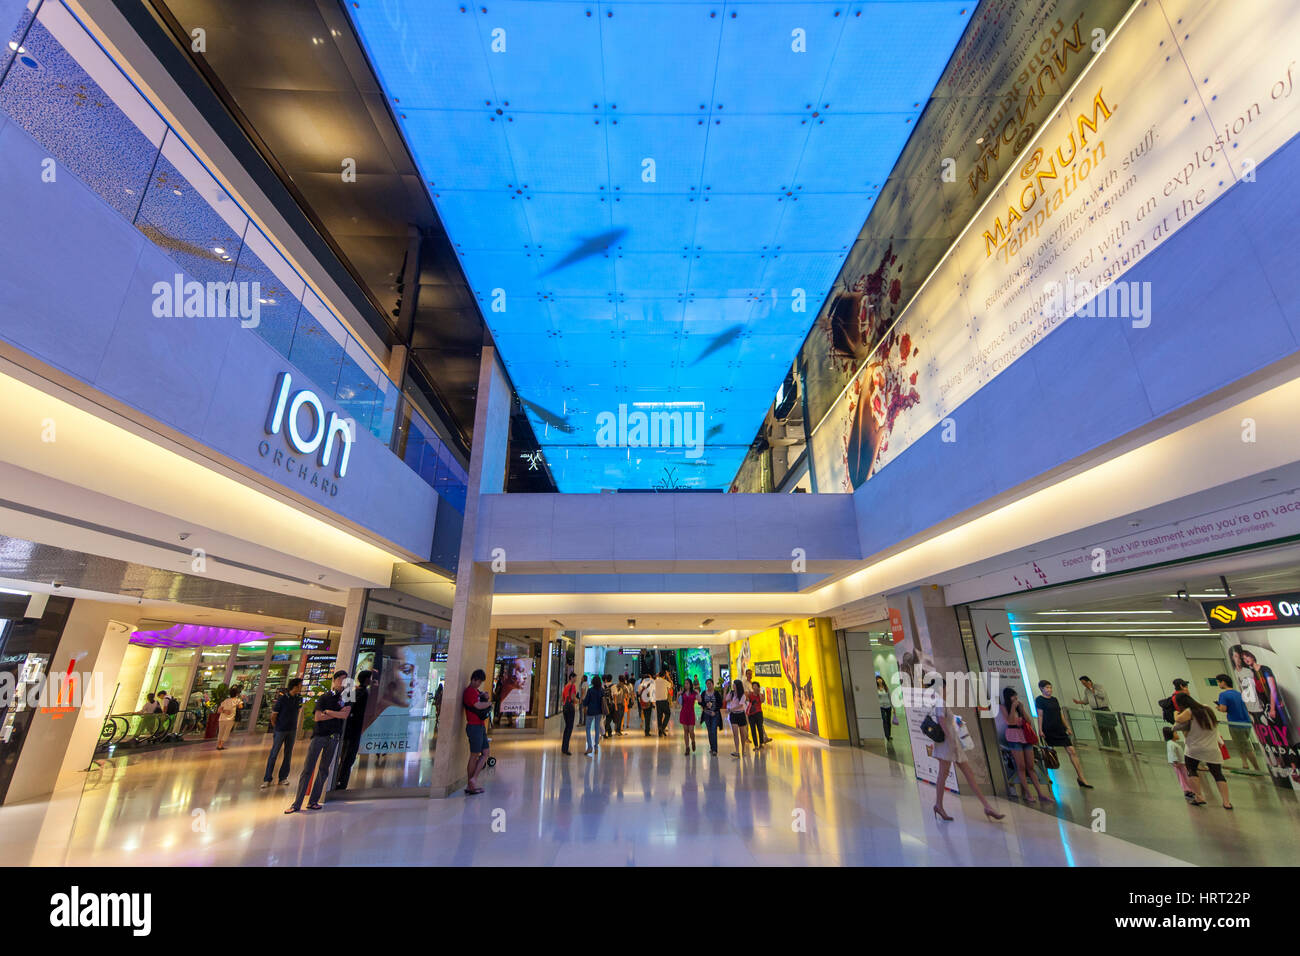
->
[166,696,180,715]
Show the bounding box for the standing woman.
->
[560,672,578,756]
[747,680,766,751]
[699,678,723,755]
[725,679,750,757]
[930,677,1004,822]
[215,685,243,750]
[1000,687,1051,803]
[583,676,605,756]
[876,676,894,742]
[1034,680,1093,788]
[679,679,698,755]
[1174,692,1233,809]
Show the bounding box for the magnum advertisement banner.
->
[728,618,848,741]
[795,0,1130,434]
[810,0,1300,493]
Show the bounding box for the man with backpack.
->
[1157,678,1190,724]
[602,674,617,738]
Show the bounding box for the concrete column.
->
[5,599,140,805]
[334,587,369,677]
[430,347,511,797]
[886,585,996,798]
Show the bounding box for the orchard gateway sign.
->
[258,371,354,497]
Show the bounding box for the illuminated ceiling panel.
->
[346,0,973,490]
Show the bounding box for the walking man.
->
[1216,674,1263,772]
[638,672,655,736]
[285,670,351,813]
[654,669,672,737]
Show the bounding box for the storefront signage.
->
[947,487,1300,605]
[1202,593,1300,630]
[300,635,328,651]
[753,661,782,678]
[258,372,354,497]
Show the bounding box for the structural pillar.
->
[4,598,140,804]
[334,587,369,678]
[430,346,511,797]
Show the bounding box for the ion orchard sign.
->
[258,371,355,498]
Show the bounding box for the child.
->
[1164,726,1194,801]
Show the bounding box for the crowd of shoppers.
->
[551,668,777,760]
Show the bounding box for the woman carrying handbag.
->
[1000,687,1051,804]
[926,676,1004,823]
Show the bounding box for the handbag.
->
[920,712,945,743]
[1022,721,1039,746]
[1039,745,1060,770]
[1218,736,1230,761]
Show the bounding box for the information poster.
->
[891,590,959,793]
[729,619,848,741]
[1219,629,1300,793]
[359,643,431,755]
[496,657,532,717]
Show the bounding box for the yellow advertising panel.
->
[729,618,848,741]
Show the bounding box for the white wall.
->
[1025,633,1227,741]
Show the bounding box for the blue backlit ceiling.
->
[346,1,972,491]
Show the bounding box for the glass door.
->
[229,660,266,733]
[254,647,301,733]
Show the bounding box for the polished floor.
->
[0,715,1236,867]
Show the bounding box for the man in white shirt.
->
[638,675,655,737]
[653,671,671,737]
[1073,676,1119,749]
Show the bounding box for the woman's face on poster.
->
[381,646,419,709]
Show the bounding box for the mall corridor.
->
[0,730,1192,868]
[0,0,1297,931]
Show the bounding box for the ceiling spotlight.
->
[627,618,636,628]
[178,532,190,541]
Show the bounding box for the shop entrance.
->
[113,624,336,743]
[842,625,910,764]
[965,546,1300,789]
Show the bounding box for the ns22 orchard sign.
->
[258,371,355,497]
[1202,593,1300,630]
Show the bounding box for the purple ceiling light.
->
[130,624,275,648]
